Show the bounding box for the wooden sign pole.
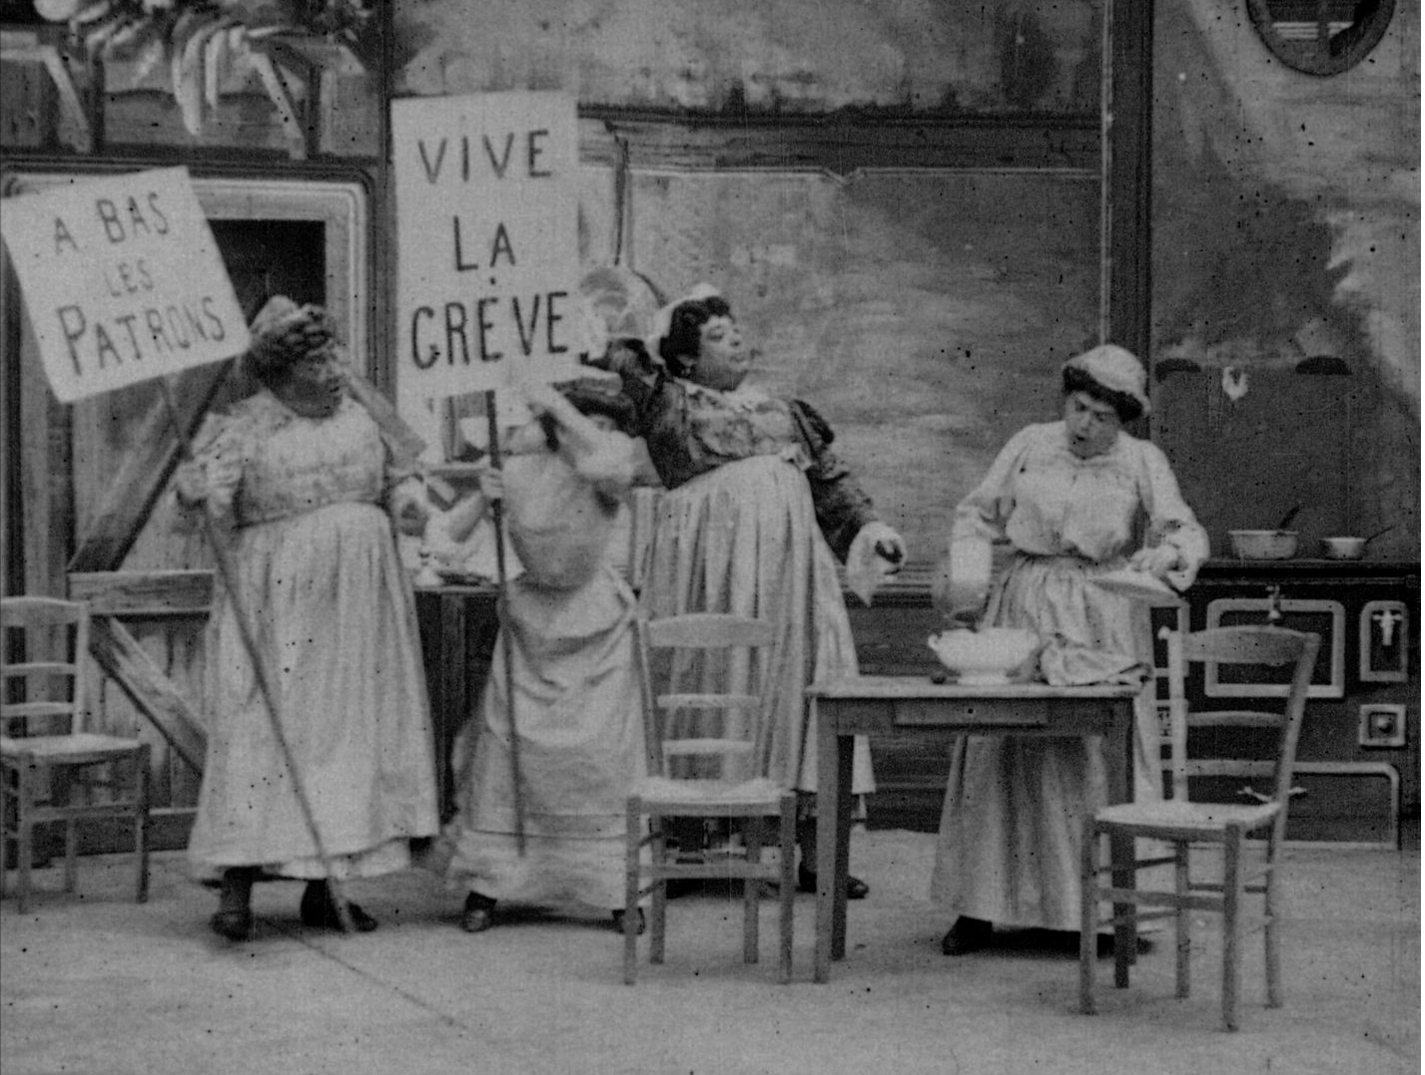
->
[484,388,527,855]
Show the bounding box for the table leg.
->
[831,730,854,962]
[1106,701,1137,985]
[814,701,839,983]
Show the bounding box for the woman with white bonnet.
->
[930,343,1208,955]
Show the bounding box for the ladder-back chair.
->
[1079,624,1319,1030]
[623,613,796,984]
[2,596,151,911]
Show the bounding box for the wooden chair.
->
[2,596,151,911]
[1079,624,1319,1030]
[623,613,796,984]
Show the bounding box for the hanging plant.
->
[40,1,373,136]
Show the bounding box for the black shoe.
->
[663,878,700,900]
[1095,932,1153,959]
[209,908,254,942]
[299,882,378,933]
[460,891,497,933]
[941,916,994,955]
[612,908,646,935]
[797,862,869,900]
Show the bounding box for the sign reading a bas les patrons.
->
[0,166,249,403]
[391,91,582,400]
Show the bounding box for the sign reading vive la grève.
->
[0,166,249,403]
[391,91,584,401]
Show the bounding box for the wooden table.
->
[413,585,500,822]
[811,676,1143,983]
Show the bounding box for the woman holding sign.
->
[438,378,648,935]
[603,286,906,899]
[174,297,439,942]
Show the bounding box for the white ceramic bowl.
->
[1228,529,1299,560]
[927,628,1039,685]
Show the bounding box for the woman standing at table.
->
[604,286,906,898]
[175,297,439,941]
[930,343,1208,955]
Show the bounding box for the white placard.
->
[0,166,249,403]
[391,91,583,404]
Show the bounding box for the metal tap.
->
[1266,584,1284,624]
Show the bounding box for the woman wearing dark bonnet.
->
[174,296,439,941]
[604,286,907,899]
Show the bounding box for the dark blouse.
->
[618,367,878,563]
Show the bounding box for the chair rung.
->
[640,800,787,816]
[656,693,760,712]
[1097,909,1179,927]
[20,802,144,822]
[645,862,783,882]
[662,739,755,757]
[1094,887,1222,912]
[2,662,77,678]
[1187,878,1270,893]
[1,701,75,720]
[1094,855,1178,872]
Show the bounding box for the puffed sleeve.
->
[171,409,245,532]
[1136,439,1210,591]
[789,400,879,563]
[570,428,637,503]
[932,426,1034,618]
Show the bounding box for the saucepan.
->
[1320,525,1394,561]
[1229,504,1301,560]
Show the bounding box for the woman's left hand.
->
[1129,544,1180,579]
[846,522,907,606]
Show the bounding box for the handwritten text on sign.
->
[0,167,249,403]
[392,91,581,399]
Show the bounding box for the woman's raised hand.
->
[475,466,503,502]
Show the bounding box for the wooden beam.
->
[67,362,232,574]
[68,570,213,617]
[87,615,206,773]
[576,109,1100,175]
[1106,0,1154,363]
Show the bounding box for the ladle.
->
[1276,503,1302,531]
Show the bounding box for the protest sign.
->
[391,91,583,408]
[0,166,249,403]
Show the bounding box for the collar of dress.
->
[682,379,774,413]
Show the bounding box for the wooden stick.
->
[158,379,356,933]
[485,389,528,855]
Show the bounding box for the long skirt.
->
[930,554,1164,931]
[444,566,646,911]
[187,502,439,881]
[638,454,873,795]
